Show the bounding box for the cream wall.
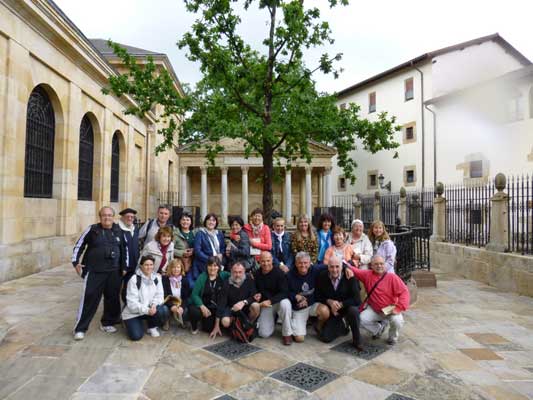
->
[0,0,181,282]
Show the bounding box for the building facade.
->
[333,34,532,196]
[0,0,182,282]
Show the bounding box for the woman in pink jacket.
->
[243,208,272,262]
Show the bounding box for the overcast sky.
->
[54,0,533,93]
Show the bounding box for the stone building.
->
[0,0,183,282]
[333,33,532,196]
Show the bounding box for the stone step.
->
[411,270,437,288]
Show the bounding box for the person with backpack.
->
[122,255,169,340]
[315,255,362,350]
[215,262,260,341]
[118,208,140,303]
[139,205,174,249]
[349,255,410,346]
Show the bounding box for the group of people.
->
[71,205,409,351]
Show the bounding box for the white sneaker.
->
[191,328,199,335]
[73,331,85,340]
[147,327,160,337]
[100,325,117,333]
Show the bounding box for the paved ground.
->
[1,266,533,400]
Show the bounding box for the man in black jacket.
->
[216,262,260,332]
[315,256,362,350]
[71,206,128,340]
[253,252,292,344]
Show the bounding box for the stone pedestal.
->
[373,192,381,222]
[486,174,509,252]
[353,199,362,221]
[397,187,407,225]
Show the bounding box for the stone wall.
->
[430,241,533,297]
[0,234,77,283]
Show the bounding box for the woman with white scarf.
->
[346,219,373,269]
[190,213,226,287]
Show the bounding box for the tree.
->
[104,0,400,221]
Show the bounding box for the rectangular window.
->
[369,174,376,187]
[369,92,376,113]
[406,170,415,183]
[405,77,414,101]
[406,126,414,140]
[470,160,483,178]
[339,177,346,191]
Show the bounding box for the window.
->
[405,126,414,140]
[78,115,94,200]
[368,92,376,113]
[367,169,378,189]
[406,170,415,183]
[404,77,414,101]
[338,176,346,191]
[24,86,55,198]
[369,174,376,187]
[110,132,120,202]
[470,160,483,178]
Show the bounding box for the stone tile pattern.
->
[1,265,533,399]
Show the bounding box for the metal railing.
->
[508,174,533,255]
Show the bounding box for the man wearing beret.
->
[119,208,140,301]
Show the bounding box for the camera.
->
[105,247,117,260]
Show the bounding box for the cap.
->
[119,208,137,216]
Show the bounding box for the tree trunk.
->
[262,143,274,224]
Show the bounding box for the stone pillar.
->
[220,167,228,226]
[397,187,407,225]
[200,166,208,220]
[241,166,249,220]
[180,166,188,205]
[409,193,421,226]
[318,171,324,207]
[486,173,509,252]
[305,166,312,218]
[430,182,446,242]
[324,167,332,208]
[284,168,292,225]
[353,194,362,221]
[373,191,381,221]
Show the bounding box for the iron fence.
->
[380,193,400,226]
[508,175,533,255]
[390,225,431,279]
[445,182,494,247]
[360,195,374,223]
[406,189,434,228]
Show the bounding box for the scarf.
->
[118,220,135,235]
[180,229,194,247]
[252,223,263,237]
[273,231,285,253]
[317,230,332,262]
[169,275,182,298]
[230,230,240,242]
[159,243,169,273]
[201,228,220,255]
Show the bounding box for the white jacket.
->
[122,269,165,321]
[347,232,373,269]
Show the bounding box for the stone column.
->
[284,168,292,225]
[318,171,324,207]
[373,191,381,221]
[180,166,188,205]
[324,167,332,208]
[305,166,313,218]
[353,194,362,220]
[241,166,249,220]
[200,166,208,220]
[486,173,509,252]
[397,187,407,225]
[220,167,228,226]
[409,193,421,226]
[430,182,446,242]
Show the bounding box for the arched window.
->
[110,132,120,202]
[78,115,94,200]
[24,86,55,198]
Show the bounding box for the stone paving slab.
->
[1,265,533,399]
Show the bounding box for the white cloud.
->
[54,0,533,93]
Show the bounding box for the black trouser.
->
[188,305,216,332]
[74,270,122,333]
[319,305,360,345]
[342,306,361,346]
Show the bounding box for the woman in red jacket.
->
[243,208,272,262]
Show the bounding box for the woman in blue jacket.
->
[189,213,226,287]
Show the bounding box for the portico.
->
[176,138,336,225]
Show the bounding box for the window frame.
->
[77,115,95,201]
[368,92,376,113]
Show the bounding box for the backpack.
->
[230,311,257,343]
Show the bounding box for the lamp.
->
[378,173,391,192]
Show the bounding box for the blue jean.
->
[124,305,169,341]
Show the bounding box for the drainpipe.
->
[424,104,437,188]
[412,64,425,192]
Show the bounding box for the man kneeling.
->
[350,255,410,345]
[315,256,362,350]
[210,262,260,338]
